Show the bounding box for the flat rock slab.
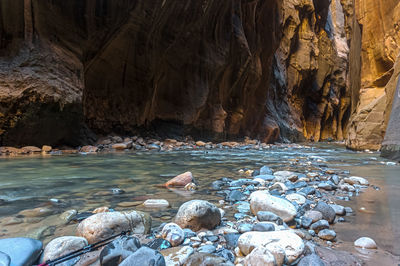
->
[0,238,42,266]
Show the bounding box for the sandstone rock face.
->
[0,0,361,145]
[347,0,400,150]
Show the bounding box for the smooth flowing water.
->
[0,143,399,263]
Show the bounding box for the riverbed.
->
[0,143,399,264]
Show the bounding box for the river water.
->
[0,143,399,264]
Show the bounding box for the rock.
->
[343,176,369,186]
[215,249,235,263]
[59,209,77,224]
[93,206,110,213]
[161,223,185,247]
[174,200,221,231]
[300,216,313,228]
[286,193,306,205]
[100,235,141,266]
[161,246,194,266]
[42,236,87,263]
[143,199,169,208]
[226,190,247,202]
[318,229,336,241]
[164,172,194,187]
[0,252,10,266]
[252,222,275,232]
[224,234,241,249]
[146,239,172,251]
[313,202,336,223]
[256,211,283,225]
[329,204,346,216]
[297,254,325,266]
[340,184,355,192]
[197,244,216,254]
[184,252,233,266]
[354,237,377,249]
[112,143,128,150]
[318,182,335,191]
[0,238,42,266]
[147,144,161,150]
[195,141,206,146]
[119,246,165,266]
[80,146,98,153]
[253,175,275,181]
[310,220,329,233]
[18,207,53,217]
[315,245,362,265]
[238,231,304,263]
[260,166,273,175]
[238,223,254,233]
[273,171,298,182]
[250,192,296,222]
[77,211,151,244]
[22,146,42,153]
[298,187,316,196]
[244,247,276,266]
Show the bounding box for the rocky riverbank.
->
[1,142,396,265]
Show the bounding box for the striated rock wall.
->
[347,0,400,150]
[0,0,360,146]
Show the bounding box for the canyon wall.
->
[347,0,400,150]
[0,0,359,146]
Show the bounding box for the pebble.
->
[161,223,185,247]
[143,199,170,208]
[354,237,377,249]
[310,220,329,233]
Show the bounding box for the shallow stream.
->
[0,143,399,264]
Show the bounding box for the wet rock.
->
[354,237,377,249]
[238,231,304,263]
[197,244,216,253]
[314,202,336,223]
[119,246,165,266]
[256,211,283,225]
[329,204,346,216]
[260,166,273,175]
[146,238,172,251]
[286,193,306,205]
[315,245,362,265]
[161,223,185,247]
[298,254,325,266]
[18,207,53,218]
[42,236,87,264]
[80,146,98,153]
[185,252,233,266]
[143,199,169,208]
[244,247,276,265]
[100,235,141,266]
[174,200,221,231]
[77,211,151,243]
[164,172,194,187]
[59,209,77,224]
[250,191,296,222]
[0,238,42,266]
[252,222,275,232]
[161,246,194,266]
[344,176,369,186]
[0,251,10,266]
[310,220,329,233]
[226,190,247,202]
[318,229,336,241]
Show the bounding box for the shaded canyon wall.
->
[0,0,361,146]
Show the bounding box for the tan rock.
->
[42,145,52,152]
[80,146,98,153]
[164,171,194,188]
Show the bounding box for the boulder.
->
[174,200,221,231]
[164,172,194,187]
[238,231,304,264]
[161,223,185,247]
[0,252,10,266]
[119,246,165,266]
[77,211,151,243]
[100,236,141,266]
[42,236,87,263]
[354,237,377,249]
[250,191,296,222]
[0,238,42,266]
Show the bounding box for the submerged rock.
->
[250,191,296,222]
[0,238,42,266]
[354,237,377,249]
[164,172,194,187]
[174,200,221,231]
[77,211,151,243]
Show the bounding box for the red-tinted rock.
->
[164,172,194,188]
